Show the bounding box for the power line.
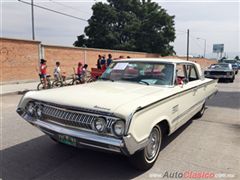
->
[18,0,88,22]
[190,36,203,49]
[49,0,90,15]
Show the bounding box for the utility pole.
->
[31,0,35,40]
[204,39,206,58]
[187,29,189,61]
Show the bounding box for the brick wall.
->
[0,38,40,82]
[0,37,217,83]
[43,45,159,78]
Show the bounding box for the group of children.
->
[39,58,88,88]
[96,54,131,70]
[97,54,113,70]
[39,54,131,88]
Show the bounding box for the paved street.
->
[1,76,240,180]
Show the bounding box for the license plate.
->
[58,134,77,146]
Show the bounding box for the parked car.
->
[223,59,238,74]
[17,59,218,170]
[204,63,235,82]
[237,62,240,70]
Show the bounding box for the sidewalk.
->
[0,82,39,95]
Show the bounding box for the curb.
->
[1,90,31,96]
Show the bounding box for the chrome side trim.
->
[125,79,217,134]
[172,89,217,123]
[172,99,205,123]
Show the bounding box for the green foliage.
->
[234,56,239,60]
[73,0,176,55]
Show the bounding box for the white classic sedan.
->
[17,58,218,170]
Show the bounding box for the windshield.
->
[101,61,174,86]
[210,64,230,70]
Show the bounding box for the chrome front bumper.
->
[17,108,148,156]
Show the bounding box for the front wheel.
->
[52,80,63,88]
[37,83,44,90]
[129,125,162,171]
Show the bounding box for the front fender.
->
[127,107,172,143]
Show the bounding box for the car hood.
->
[21,81,172,118]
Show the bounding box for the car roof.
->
[114,58,196,64]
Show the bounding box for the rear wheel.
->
[129,125,162,171]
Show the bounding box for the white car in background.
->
[17,58,218,170]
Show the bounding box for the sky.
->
[1,0,240,58]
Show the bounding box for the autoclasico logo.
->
[149,171,235,179]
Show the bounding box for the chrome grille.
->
[41,105,115,131]
[210,71,227,75]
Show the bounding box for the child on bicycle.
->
[40,59,47,88]
[77,63,88,83]
[53,61,61,81]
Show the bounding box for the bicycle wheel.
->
[86,77,95,83]
[52,80,63,88]
[37,83,44,90]
[72,79,82,85]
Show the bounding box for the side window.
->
[176,64,187,84]
[176,64,186,78]
[187,65,199,81]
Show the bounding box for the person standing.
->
[40,59,47,88]
[107,54,112,67]
[77,62,83,81]
[97,55,102,69]
[53,61,61,81]
[101,55,107,70]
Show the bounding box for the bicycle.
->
[71,71,95,85]
[37,74,52,90]
[52,73,75,88]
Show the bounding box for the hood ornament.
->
[93,105,111,111]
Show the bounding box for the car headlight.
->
[26,102,35,115]
[113,120,125,136]
[35,105,43,118]
[93,117,107,133]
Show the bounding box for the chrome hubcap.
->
[145,127,161,161]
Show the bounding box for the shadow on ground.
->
[206,91,240,109]
[2,121,193,180]
[217,79,234,83]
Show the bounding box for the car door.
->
[174,63,202,128]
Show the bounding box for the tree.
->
[73,0,176,55]
[234,56,239,60]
